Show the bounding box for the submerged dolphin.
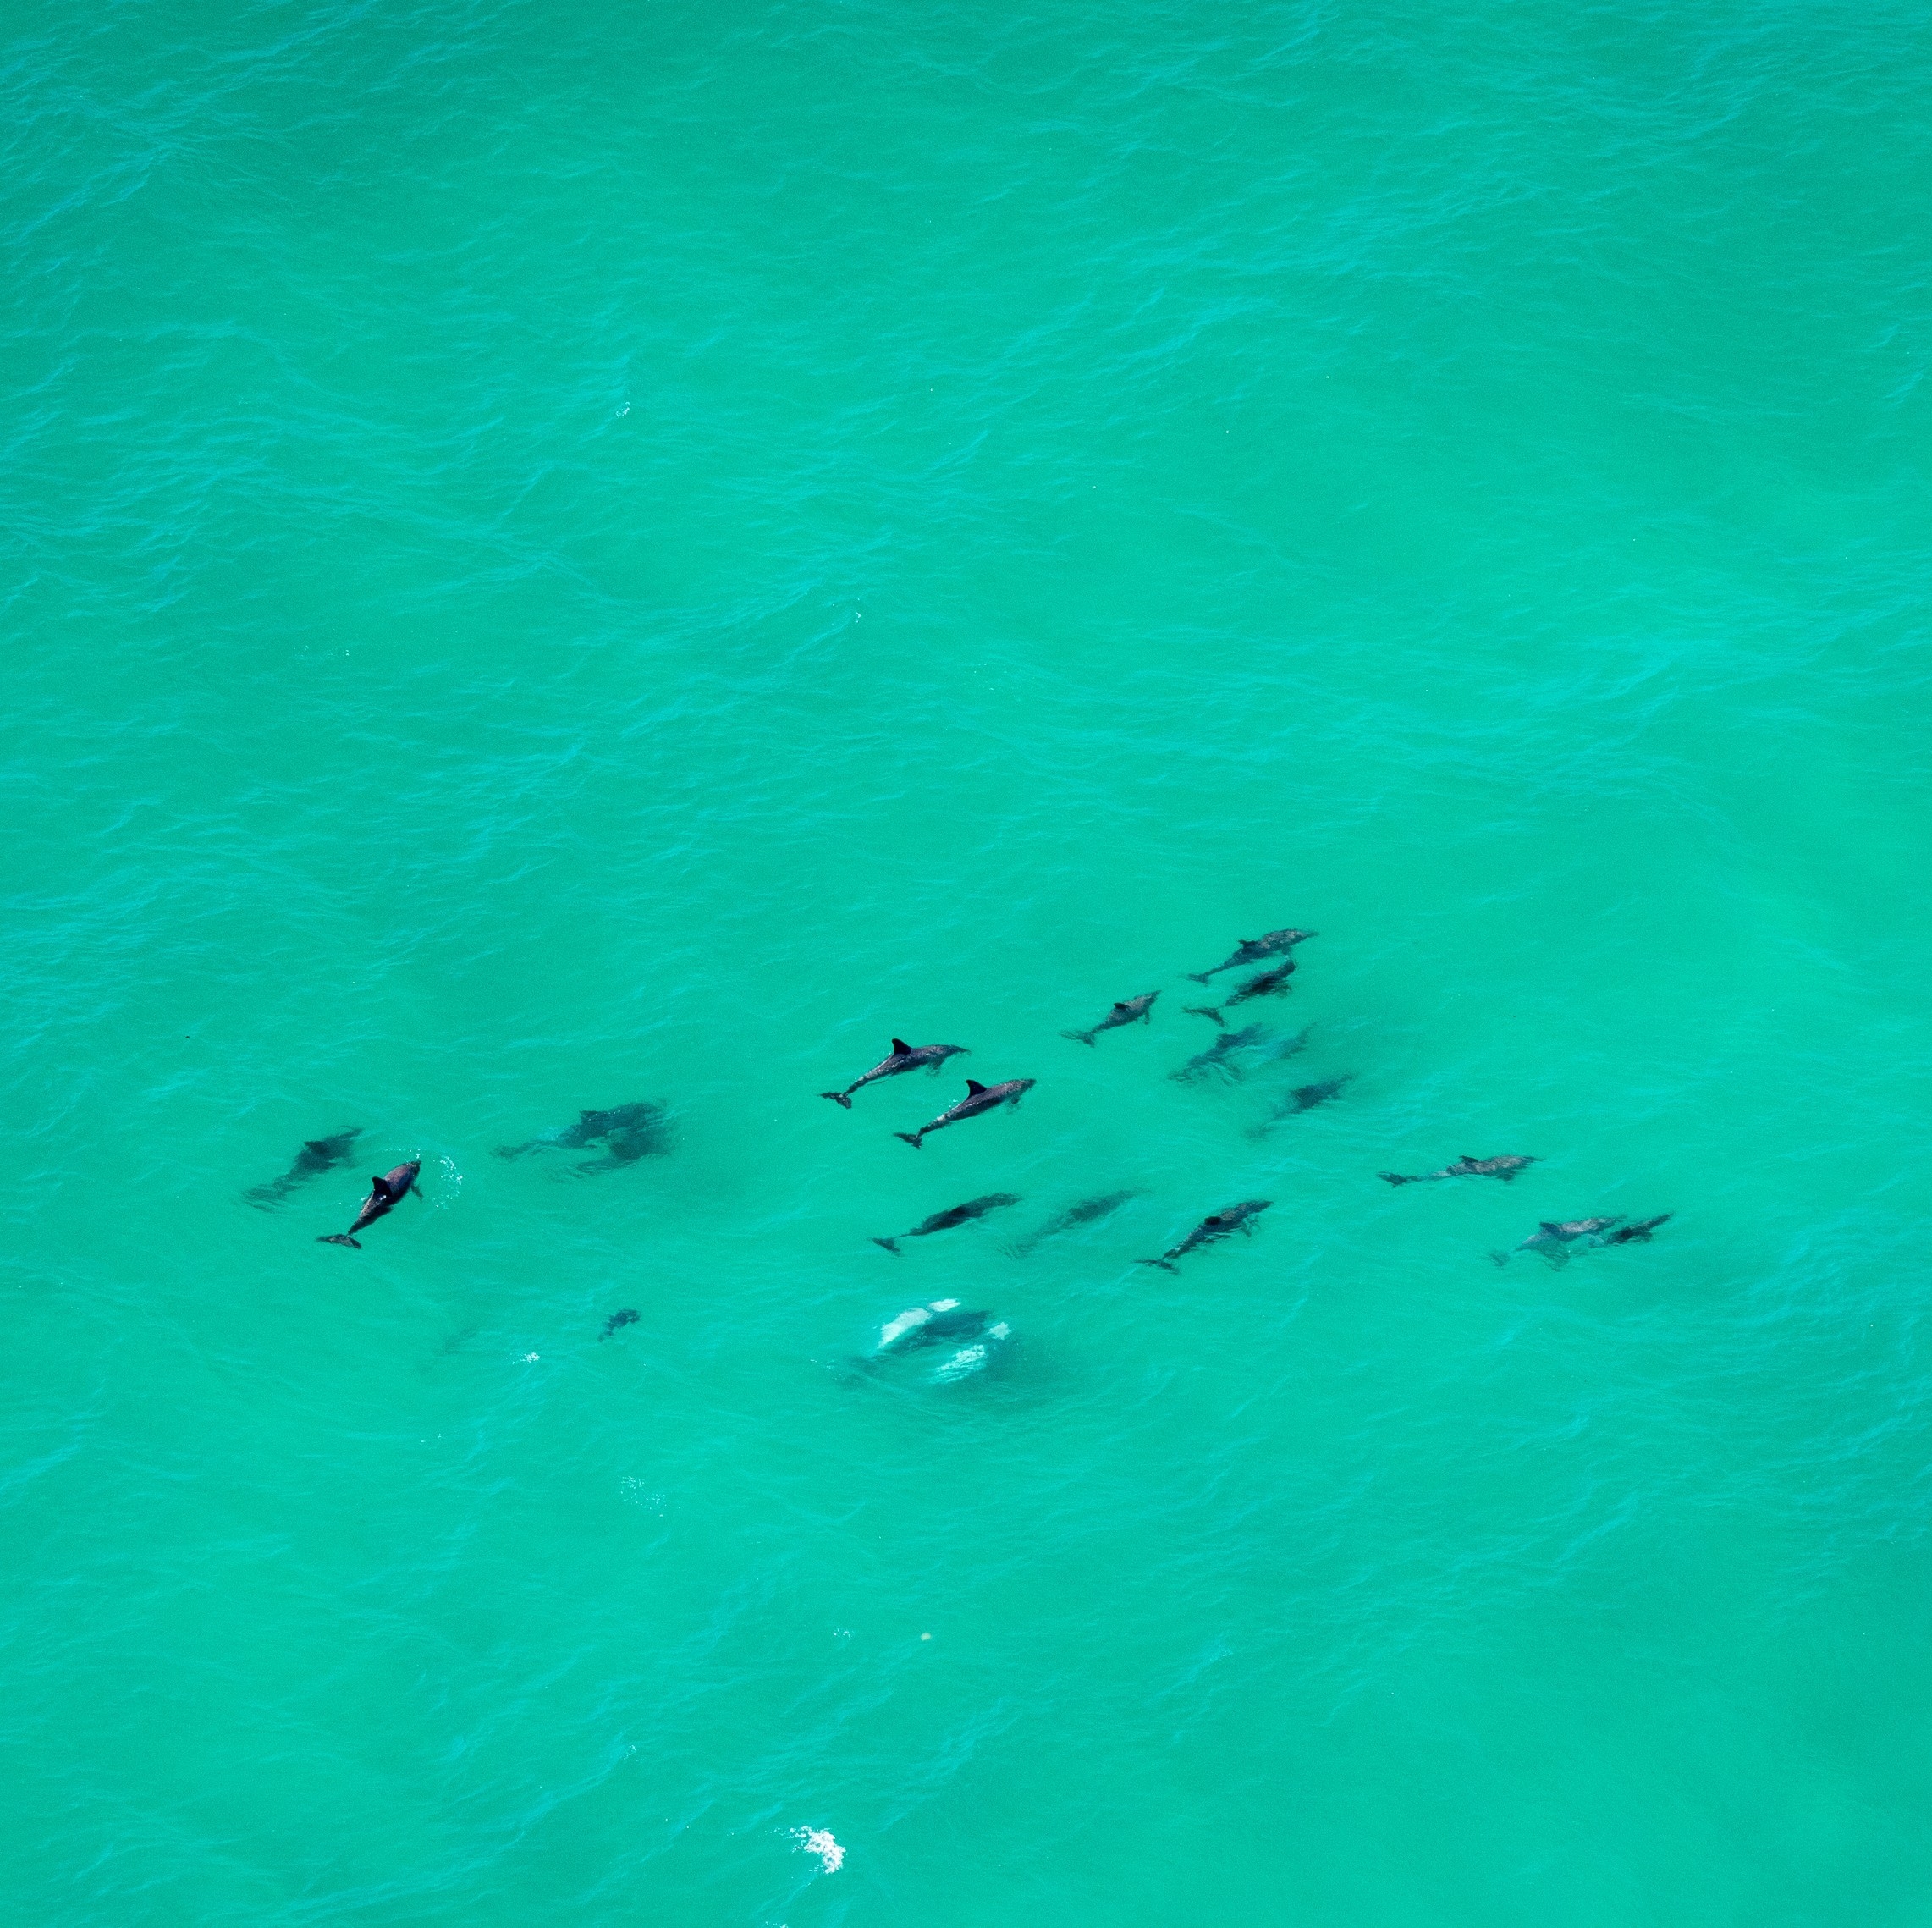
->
[1007,1188,1142,1257]
[865,1298,1012,1382]
[895,1077,1035,1149]
[1249,1072,1353,1134]
[317,1160,421,1249]
[1601,1213,1673,1247]
[245,1127,361,1209]
[1490,1216,1621,1268]
[496,1103,669,1168]
[1185,928,1316,984]
[1184,962,1295,1027]
[1171,1022,1269,1083]
[873,1193,1021,1253]
[821,1039,970,1108]
[1379,1154,1538,1187]
[599,1309,640,1341]
[1062,992,1159,1047]
[1138,1199,1271,1273]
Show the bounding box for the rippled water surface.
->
[5,3,1929,1922]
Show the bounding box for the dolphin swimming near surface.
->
[1007,1188,1142,1256]
[895,1077,1034,1149]
[245,1127,361,1209]
[1062,992,1159,1046]
[1138,1199,1271,1272]
[1184,962,1295,1027]
[1185,928,1316,984]
[1249,1072,1353,1134]
[1490,1216,1622,1267]
[873,1193,1021,1253]
[864,1298,1012,1382]
[317,1160,422,1249]
[1379,1154,1538,1187]
[821,1039,970,1108]
[599,1309,640,1341]
[1171,1022,1269,1083]
[1601,1213,1673,1247]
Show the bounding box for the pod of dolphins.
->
[245,922,1671,1369]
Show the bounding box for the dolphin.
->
[1379,1154,1538,1187]
[1138,1199,1271,1272]
[895,1077,1035,1149]
[1490,1216,1622,1268]
[496,1103,669,1163]
[821,1039,970,1108]
[1062,992,1159,1047]
[1184,961,1295,1027]
[873,1192,1021,1253]
[317,1160,422,1249]
[1007,1187,1142,1256]
[1249,1072,1353,1133]
[865,1298,1013,1382]
[245,1127,361,1209]
[599,1308,640,1341]
[573,1113,673,1173]
[1171,1022,1269,1083]
[1185,928,1316,984]
[1601,1213,1673,1247]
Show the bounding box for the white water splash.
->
[791,1826,844,1873]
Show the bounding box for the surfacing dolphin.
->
[821,1038,970,1108]
[1062,992,1159,1047]
[895,1077,1034,1149]
[1185,928,1316,984]
[1138,1199,1271,1273]
[496,1103,669,1165]
[873,1192,1021,1253]
[317,1160,422,1249]
[1601,1213,1673,1247]
[864,1299,1012,1383]
[1490,1216,1621,1268]
[1007,1188,1142,1257]
[245,1127,361,1209]
[1184,962,1296,1027]
[1379,1154,1538,1187]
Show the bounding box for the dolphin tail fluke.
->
[1184,1005,1225,1027]
[894,1132,923,1149]
[820,1091,853,1108]
[872,1237,901,1254]
[318,1233,361,1248]
[1378,1172,1412,1186]
[1060,1030,1096,1046]
[1184,972,1212,984]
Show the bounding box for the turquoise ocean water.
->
[5,2,1929,1921]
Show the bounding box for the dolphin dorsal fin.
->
[965,1079,988,1094]
[1461,1154,1482,1164]
[1538,1221,1561,1235]
[1112,1001,1130,1011]
[891,1038,911,1054]
[370,1174,393,1200]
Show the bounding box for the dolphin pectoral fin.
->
[872,1237,901,1253]
[1184,972,1211,984]
[318,1233,361,1248]
[1488,1251,1509,1266]
[1183,1006,1224,1027]
[1060,1031,1095,1045]
[1136,1258,1176,1272]
[820,1091,853,1107]
[1379,1172,1411,1186]
[894,1132,923,1149]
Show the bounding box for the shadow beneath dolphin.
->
[494,1102,671,1174]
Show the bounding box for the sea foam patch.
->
[790,1826,844,1873]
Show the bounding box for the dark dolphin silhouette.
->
[245,1127,361,1209]
[1184,961,1296,1027]
[821,1039,970,1108]
[1138,1199,1271,1272]
[1007,1188,1142,1257]
[873,1193,1021,1253]
[1172,1022,1269,1083]
[496,1103,668,1160]
[317,1160,422,1249]
[1380,1154,1538,1187]
[895,1077,1035,1149]
[1602,1213,1673,1247]
[1185,928,1316,984]
[1249,1072,1353,1134]
[1062,993,1159,1047]
[599,1309,640,1341]
[1490,1216,1622,1267]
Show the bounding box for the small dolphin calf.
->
[1008,1187,1142,1256]
[821,1039,970,1108]
[895,1077,1034,1149]
[1063,992,1159,1047]
[245,1127,361,1209]
[1490,1216,1621,1268]
[599,1308,640,1341]
[1186,928,1317,984]
[1380,1154,1538,1187]
[1138,1199,1271,1272]
[1184,962,1295,1027]
[317,1160,422,1249]
[873,1193,1021,1253]
[1601,1213,1672,1247]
